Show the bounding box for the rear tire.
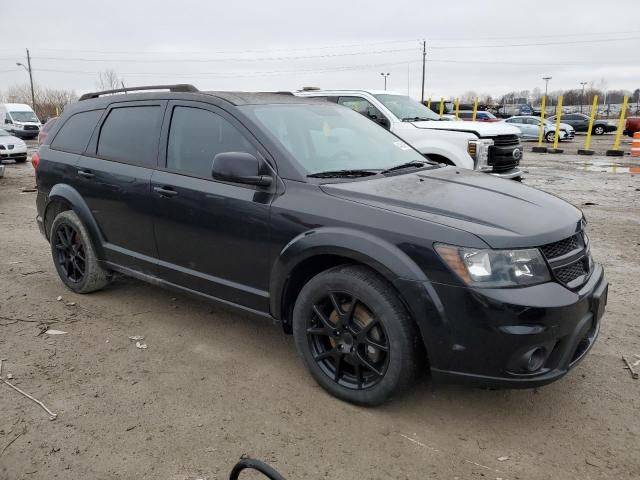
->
[292,265,419,406]
[593,125,605,135]
[50,210,111,293]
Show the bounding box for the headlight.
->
[435,244,551,287]
[467,139,493,171]
[0,145,5,150]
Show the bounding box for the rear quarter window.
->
[97,106,162,166]
[50,110,104,154]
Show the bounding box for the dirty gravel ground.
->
[0,135,638,480]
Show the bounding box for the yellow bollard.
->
[578,95,598,155]
[427,97,431,109]
[472,97,478,122]
[552,95,563,151]
[606,96,629,157]
[537,95,547,146]
[439,97,444,119]
[454,97,459,120]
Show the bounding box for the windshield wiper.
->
[381,160,434,174]
[401,116,433,122]
[307,169,379,179]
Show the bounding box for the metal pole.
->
[26,48,35,114]
[580,82,587,114]
[421,40,426,103]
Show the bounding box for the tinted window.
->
[51,110,103,154]
[97,106,162,166]
[458,112,473,119]
[167,106,256,178]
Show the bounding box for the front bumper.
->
[425,264,607,388]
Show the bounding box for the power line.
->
[32,47,419,63]
[430,37,640,49]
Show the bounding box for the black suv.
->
[35,85,608,405]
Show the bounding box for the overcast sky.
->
[2,0,639,100]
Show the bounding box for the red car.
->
[625,117,640,137]
[38,117,58,146]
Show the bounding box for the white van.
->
[0,103,41,139]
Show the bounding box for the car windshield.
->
[373,94,440,121]
[10,111,39,122]
[241,103,426,176]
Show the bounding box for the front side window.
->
[373,94,440,121]
[51,110,103,154]
[242,103,424,175]
[166,106,256,178]
[97,106,162,166]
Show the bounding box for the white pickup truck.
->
[296,89,523,180]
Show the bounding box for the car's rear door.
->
[77,100,166,274]
[150,100,275,312]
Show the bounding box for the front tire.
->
[545,131,556,143]
[292,265,419,406]
[50,210,111,293]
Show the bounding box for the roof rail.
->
[79,84,198,101]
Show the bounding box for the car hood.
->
[320,168,582,249]
[0,136,24,146]
[410,120,521,138]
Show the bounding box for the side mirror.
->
[211,152,272,187]
[4,119,12,124]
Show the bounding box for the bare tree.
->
[96,69,121,91]
[3,83,77,120]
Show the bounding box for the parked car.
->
[38,117,59,146]
[458,110,500,122]
[548,113,615,135]
[0,128,28,163]
[0,103,42,139]
[35,85,607,405]
[498,103,533,118]
[504,116,573,142]
[624,117,640,137]
[296,89,523,180]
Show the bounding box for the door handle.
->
[153,186,179,198]
[77,170,95,179]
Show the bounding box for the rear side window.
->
[166,106,256,178]
[97,106,162,166]
[50,110,103,154]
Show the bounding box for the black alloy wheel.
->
[53,222,86,284]
[293,265,419,405]
[306,291,390,390]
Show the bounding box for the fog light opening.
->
[526,347,546,373]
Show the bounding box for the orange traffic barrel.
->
[632,132,640,157]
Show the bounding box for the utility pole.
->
[579,81,587,114]
[421,40,426,102]
[380,72,390,91]
[542,76,552,110]
[16,48,36,114]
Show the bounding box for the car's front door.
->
[77,101,165,274]
[150,101,276,312]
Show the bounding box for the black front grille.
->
[555,259,588,284]
[539,233,590,287]
[24,125,38,131]
[541,235,580,259]
[493,134,520,146]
